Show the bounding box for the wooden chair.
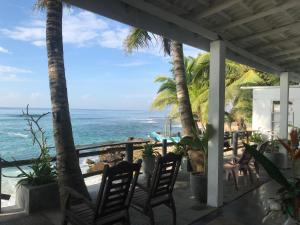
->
[224,144,257,190]
[237,145,256,184]
[131,153,182,225]
[62,160,142,225]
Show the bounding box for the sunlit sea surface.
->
[0,107,181,206]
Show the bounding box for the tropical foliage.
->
[152,53,279,124]
[246,143,300,220]
[142,144,157,157]
[124,27,196,136]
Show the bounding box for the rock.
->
[88,161,106,172]
[86,159,95,165]
[127,137,145,142]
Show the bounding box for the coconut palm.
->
[36,0,89,203]
[124,28,196,136]
[152,53,279,125]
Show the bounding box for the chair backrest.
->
[95,160,142,217]
[149,153,182,199]
[238,144,257,165]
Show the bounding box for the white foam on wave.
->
[139,119,158,124]
[7,132,28,138]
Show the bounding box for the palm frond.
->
[151,90,177,110]
[123,28,152,53]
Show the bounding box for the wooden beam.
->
[276,53,300,62]
[191,0,240,20]
[269,47,300,58]
[247,36,300,53]
[121,0,219,40]
[279,59,300,67]
[232,21,300,43]
[215,0,300,32]
[120,0,283,73]
[225,41,282,72]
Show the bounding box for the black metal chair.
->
[131,153,182,225]
[62,160,142,225]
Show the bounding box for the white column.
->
[279,72,290,140]
[279,72,290,168]
[207,40,226,207]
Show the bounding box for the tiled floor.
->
[191,181,287,225]
[0,170,268,225]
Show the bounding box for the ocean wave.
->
[139,119,158,124]
[6,132,28,138]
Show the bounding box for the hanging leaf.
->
[245,144,291,189]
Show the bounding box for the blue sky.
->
[0,0,201,110]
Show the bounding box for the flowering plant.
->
[278,129,300,161]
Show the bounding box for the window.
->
[271,101,294,138]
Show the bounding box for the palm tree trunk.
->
[46,0,89,205]
[171,41,196,137]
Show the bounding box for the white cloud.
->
[98,28,129,49]
[0,65,31,82]
[1,26,44,47]
[63,11,108,46]
[1,10,129,49]
[0,46,10,54]
[114,60,149,67]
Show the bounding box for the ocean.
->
[0,107,181,206]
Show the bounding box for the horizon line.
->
[0,106,163,112]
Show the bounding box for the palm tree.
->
[153,53,279,125]
[124,28,196,137]
[36,0,89,203]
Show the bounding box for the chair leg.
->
[146,208,155,225]
[231,169,238,191]
[123,211,131,225]
[170,197,177,225]
[247,166,254,184]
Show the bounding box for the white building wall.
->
[252,86,300,136]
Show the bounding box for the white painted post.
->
[279,72,290,168]
[207,40,226,207]
[279,72,290,139]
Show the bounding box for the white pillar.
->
[279,72,290,139]
[207,40,226,207]
[279,72,290,168]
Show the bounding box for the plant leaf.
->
[245,143,291,189]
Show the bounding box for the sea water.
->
[0,107,181,207]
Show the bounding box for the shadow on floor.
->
[0,170,267,225]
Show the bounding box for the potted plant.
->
[249,131,264,145]
[9,106,58,214]
[180,127,209,203]
[142,144,158,177]
[246,142,300,224]
[172,139,188,173]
